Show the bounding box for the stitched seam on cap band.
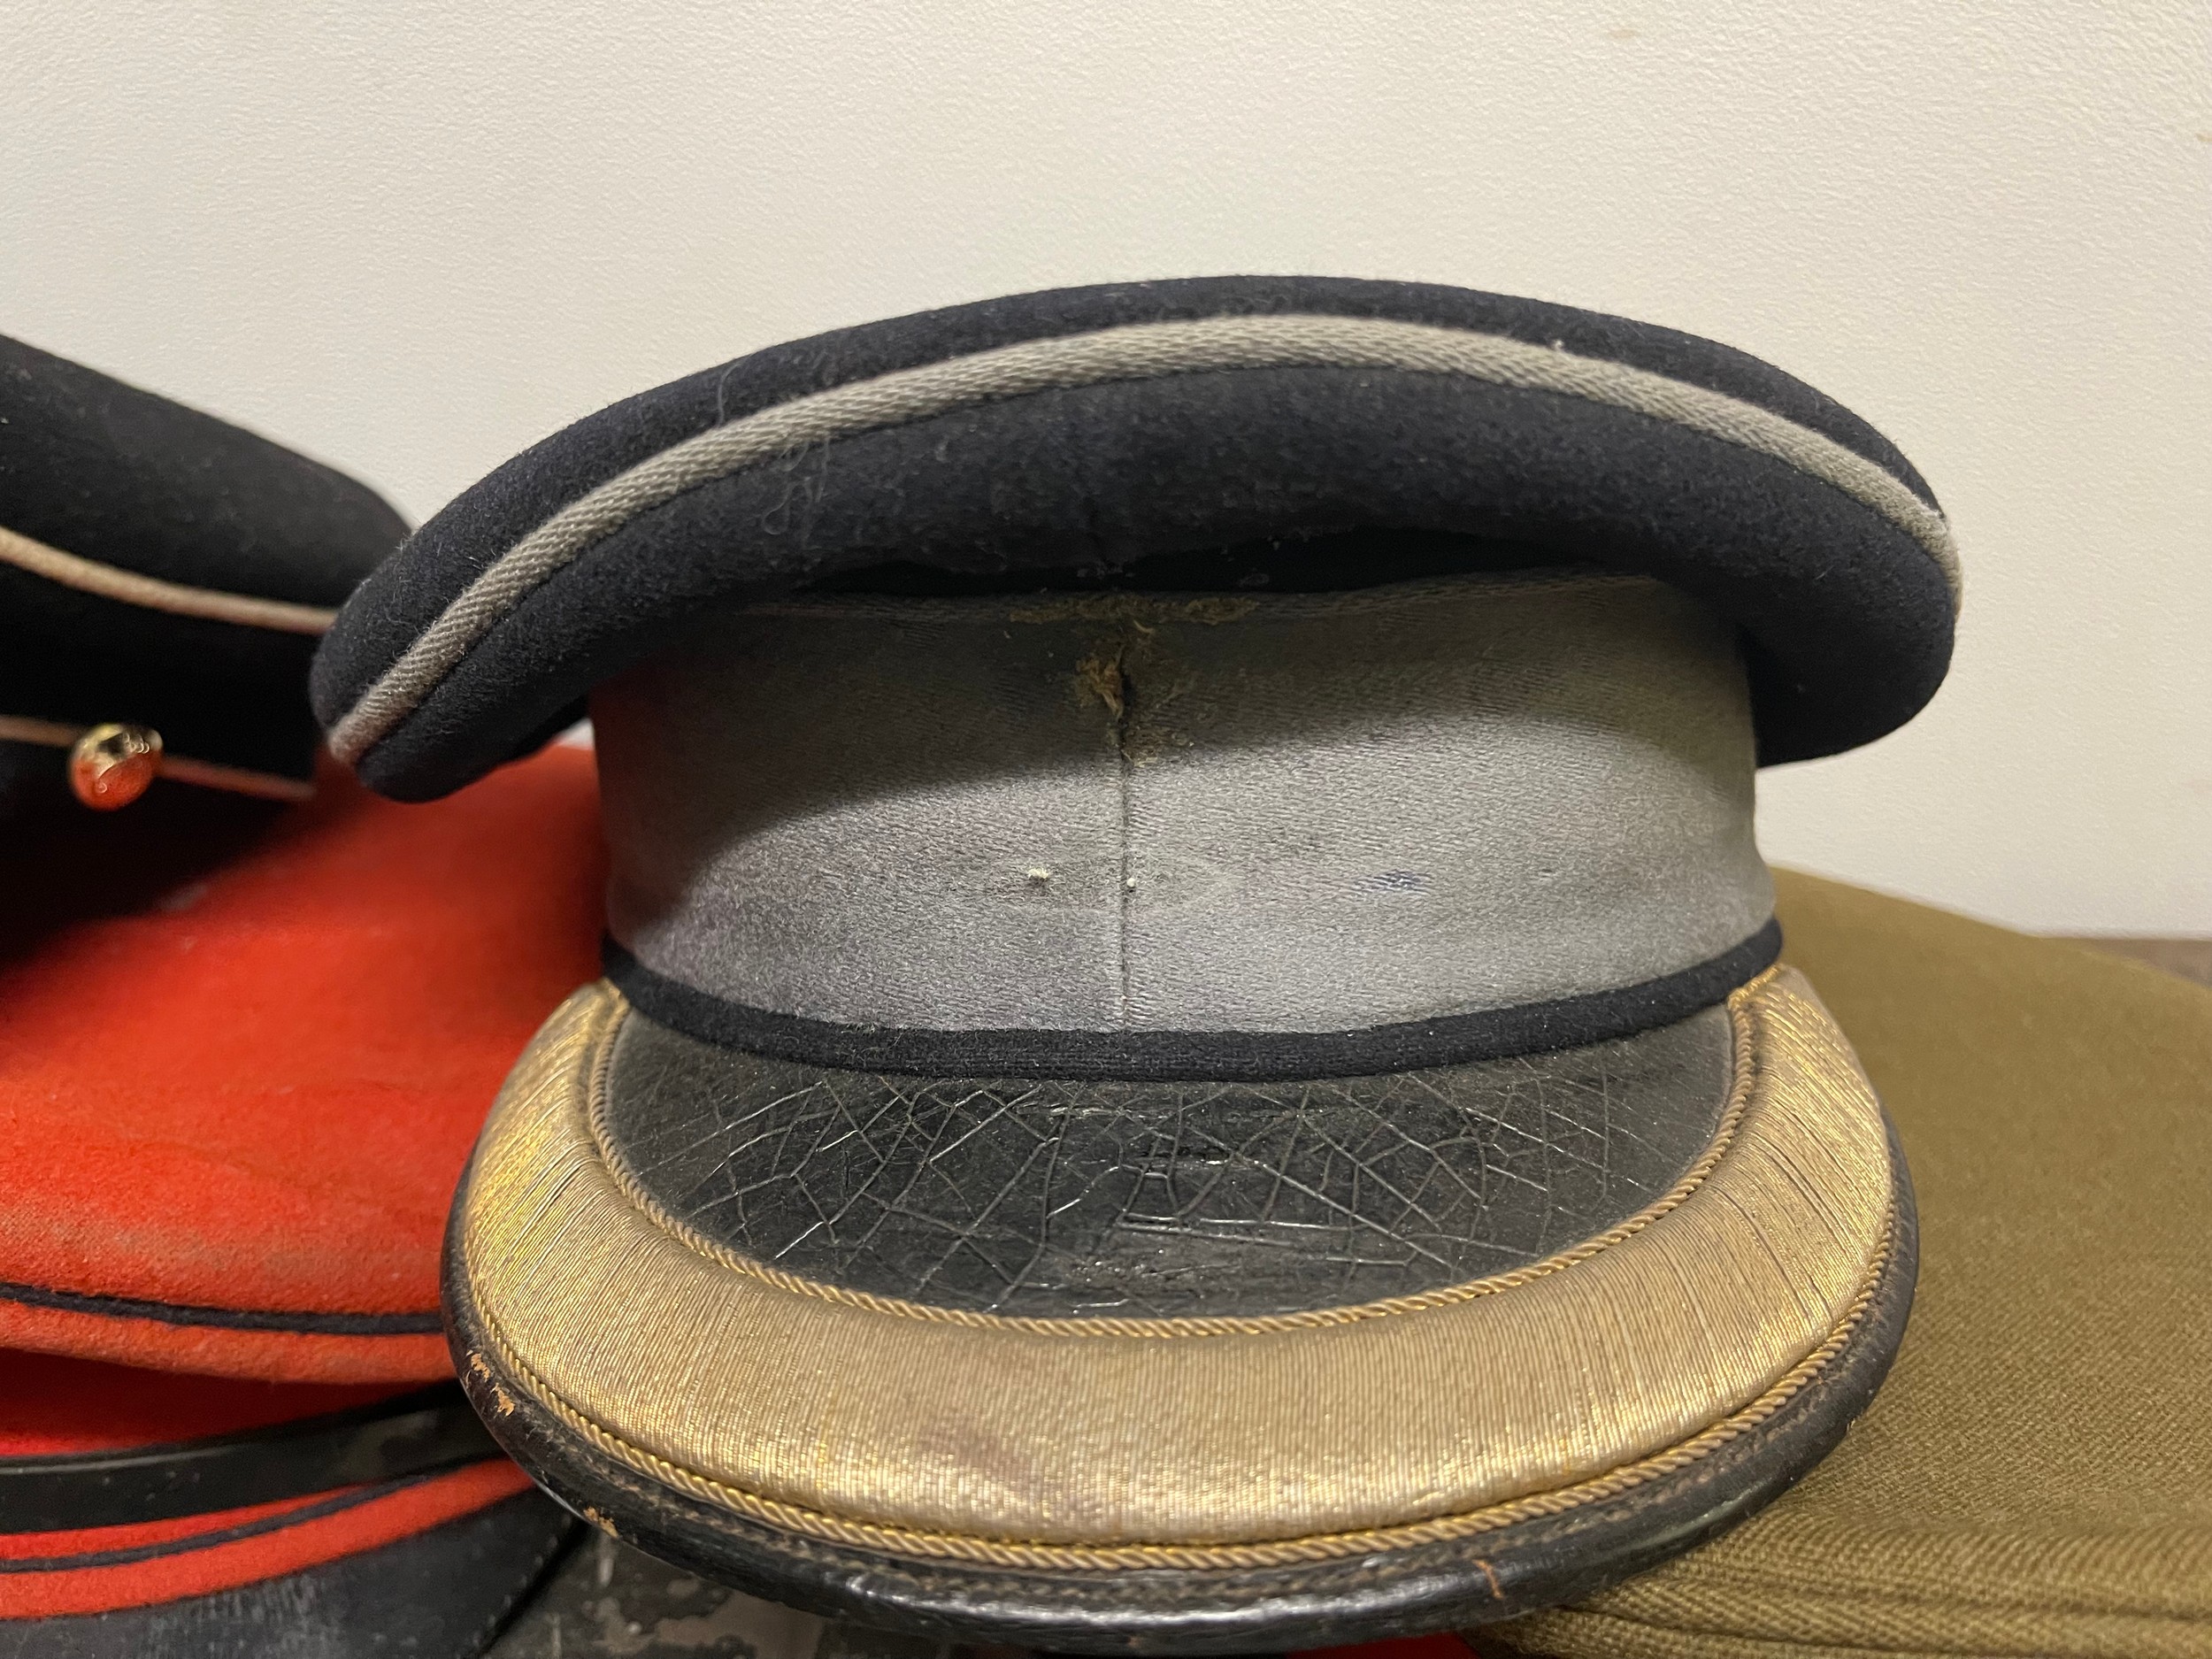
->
[0,523,338,634]
[471,1204,1894,1570]
[580,967,1772,1339]
[326,315,1962,766]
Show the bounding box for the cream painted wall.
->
[5,1,2207,932]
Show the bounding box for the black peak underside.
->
[601,1002,1735,1320]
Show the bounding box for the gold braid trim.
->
[580,964,1778,1340]
[477,1202,1894,1572]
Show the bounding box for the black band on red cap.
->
[0,1386,498,1533]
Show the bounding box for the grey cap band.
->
[593,572,1774,1042]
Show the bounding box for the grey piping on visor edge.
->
[326,312,1963,767]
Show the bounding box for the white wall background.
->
[5,1,2207,933]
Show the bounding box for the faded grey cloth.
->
[592,572,1772,1034]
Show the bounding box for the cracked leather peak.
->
[402,280,1949,1650]
[599,1001,1736,1321]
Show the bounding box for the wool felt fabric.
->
[0,334,403,603]
[0,741,603,1384]
[1492,870,2212,1659]
[0,332,406,806]
[310,276,1958,802]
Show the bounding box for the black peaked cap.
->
[0,334,408,797]
[313,276,1958,800]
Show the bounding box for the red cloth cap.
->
[0,744,603,1383]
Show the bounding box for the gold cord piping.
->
[474,1203,1894,1571]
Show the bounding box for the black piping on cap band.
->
[603,923,1785,1082]
[313,279,1961,799]
[0,1385,499,1533]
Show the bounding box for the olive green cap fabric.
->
[1493,869,2212,1659]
